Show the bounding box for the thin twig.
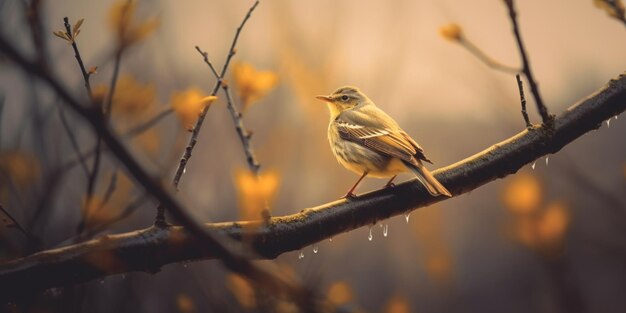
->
[80,45,123,235]
[461,39,520,74]
[0,204,37,245]
[0,93,4,149]
[157,0,260,225]
[57,104,91,178]
[73,194,146,242]
[124,108,174,138]
[504,0,552,125]
[222,85,261,174]
[63,17,92,96]
[516,74,532,128]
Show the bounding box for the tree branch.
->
[504,0,552,124]
[515,74,532,128]
[1,71,624,300]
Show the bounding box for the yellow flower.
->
[170,88,217,130]
[233,62,278,112]
[234,169,279,220]
[108,0,159,47]
[439,23,463,42]
[113,75,156,118]
[502,173,542,215]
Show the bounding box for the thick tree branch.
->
[1,72,624,300]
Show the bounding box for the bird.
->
[315,86,452,199]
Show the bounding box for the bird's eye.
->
[341,95,350,102]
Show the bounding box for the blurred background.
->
[1,0,626,312]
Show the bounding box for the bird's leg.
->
[343,171,368,199]
[384,175,397,188]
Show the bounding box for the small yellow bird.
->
[316,86,452,198]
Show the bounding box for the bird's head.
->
[316,86,371,117]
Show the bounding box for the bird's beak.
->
[315,95,333,103]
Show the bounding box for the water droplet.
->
[615,115,619,120]
[379,223,383,228]
[545,156,549,166]
[298,250,304,259]
[383,224,389,237]
[313,245,319,254]
[607,119,611,128]
[183,167,187,174]
[405,213,411,223]
[531,161,536,170]
[368,227,373,241]
[329,237,333,242]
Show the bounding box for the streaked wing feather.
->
[335,119,416,162]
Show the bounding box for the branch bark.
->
[1,72,624,300]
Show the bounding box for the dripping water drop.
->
[615,115,618,120]
[607,119,611,128]
[531,161,536,170]
[183,167,187,174]
[298,250,304,259]
[383,224,389,237]
[329,237,333,242]
[368,227,373,241]
[545,156,549,166]
[313,245,319,254]
[405,213,411,223]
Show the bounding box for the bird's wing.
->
[335,108,417,163]
[399,130,432,164]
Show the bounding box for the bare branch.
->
[158,0,260,224]
[504,0,552,124]
[0,31,314,309]
[461,38,520,74]
[222,85,261,174]
[515,74,532,128]
[1,71,625,301]
[123,108,174,138]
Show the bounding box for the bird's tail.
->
[407,162,452,197]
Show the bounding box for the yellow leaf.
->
[439,23,463,42]
[502,173,542,215]
[113,75,156,118]
[176,294,195,313]
[0,152,39,187]
[233,62,278,111]
[52,30,70,42]
[170,88,217,130]
[234,169,279,220]
[227,274,256,309]
[133,128,160,156]
[327,281,353,306]
[73,18,85,33]
[108,0,159,47]
[384,295,411,313]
